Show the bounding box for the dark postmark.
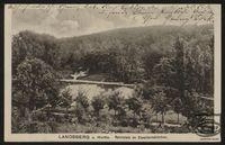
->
[194,113,221,137]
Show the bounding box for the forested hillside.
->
[12,24,213,83]
[12,25,214,133]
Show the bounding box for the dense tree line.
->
[12,25,214,133]
[12,25,213,82]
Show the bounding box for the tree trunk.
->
[115,110,117,126]
[177,113,180,124]
[96,110,100,127]
[161,111,164,126]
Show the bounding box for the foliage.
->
[12,25,214,133]
[12,25,213,81]
[91,95,105,116]
[12,31,62,76]
[106,91,126,126]
[74,103,86,123]
[126,95,143,118]
[14,57,60,110]
[107,91,123,114]
[151,90,171,125]
[172,98,183,124]
[58,88,73,108]
[75,90,89,110]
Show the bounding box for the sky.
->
[11,4,214,38]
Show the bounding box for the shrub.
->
[91,95,106,126]
[91,95,105,117]
[75,90,89,110]
[74,103,85,124]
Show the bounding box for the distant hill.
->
[12,24,214,82]
[14,24,213,57]
[58,24,213,55]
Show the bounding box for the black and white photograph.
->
[4,4,221,142]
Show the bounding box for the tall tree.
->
[15,57,60,111]
[107,91,125,125]
[13,57,60,132]
[75,91,89,110]
[126,95,142,119]
[172,98,183,124]
[91,95,105,126]
[151,89,170,126]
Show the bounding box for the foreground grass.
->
[54,109,187,133]
[56,123,153,133]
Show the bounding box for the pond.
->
[63,84,135,101]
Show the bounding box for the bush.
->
[91,95,105,117]
[75,90,89,110]
[74,103,86,124]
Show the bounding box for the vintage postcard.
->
[4,4,221,142]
